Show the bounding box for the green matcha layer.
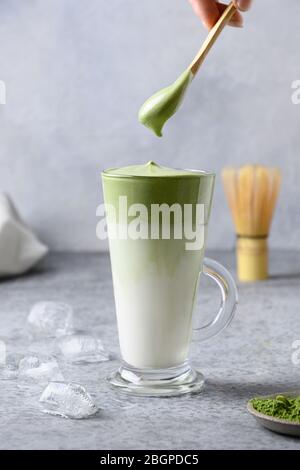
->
[102,161,215,224]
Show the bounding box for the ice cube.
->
[57,335,110,364]
[39,382,99,419]
[28,301,74,337]
[18,354,64,382]
[0,353,23,380]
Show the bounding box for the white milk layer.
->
[108,236,204,369]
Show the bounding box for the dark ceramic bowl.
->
[247,391,300,437]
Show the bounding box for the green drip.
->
[251,395,300,423]
[138,69,193,137]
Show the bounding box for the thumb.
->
[234,0,253,12]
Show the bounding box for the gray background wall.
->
[0,0,298,251]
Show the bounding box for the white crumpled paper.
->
[0,193,48,277]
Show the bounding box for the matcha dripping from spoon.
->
[138,2,236,137]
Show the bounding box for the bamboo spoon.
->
[190,2,237,76]
[139,2,237,136]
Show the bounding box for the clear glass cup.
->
[102,163,238,397]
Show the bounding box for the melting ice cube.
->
[39,382,99,419]
[0,353,23,380]
[57,335,110,364]
[18,354,64,382]
[28,301,74,337]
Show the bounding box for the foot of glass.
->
[107,362,205,397]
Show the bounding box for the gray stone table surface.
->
[0,251,300,450]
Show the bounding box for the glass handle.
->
[193,257,238,341]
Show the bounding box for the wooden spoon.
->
[190,2,237,76]
[138,2,237,137]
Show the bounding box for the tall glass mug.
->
[101,162,238,396]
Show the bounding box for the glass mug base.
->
[107,361,205,397]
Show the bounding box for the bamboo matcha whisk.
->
[222,165,281,282]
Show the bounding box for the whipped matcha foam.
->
[138,69,193,137]
[104,161,204,178]
[103,161,215,221]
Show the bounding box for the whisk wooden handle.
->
[189,2,237,76]
[237,237,268,282]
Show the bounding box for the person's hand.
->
[189,0,252,29]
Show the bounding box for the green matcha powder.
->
[251,395,300,423]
